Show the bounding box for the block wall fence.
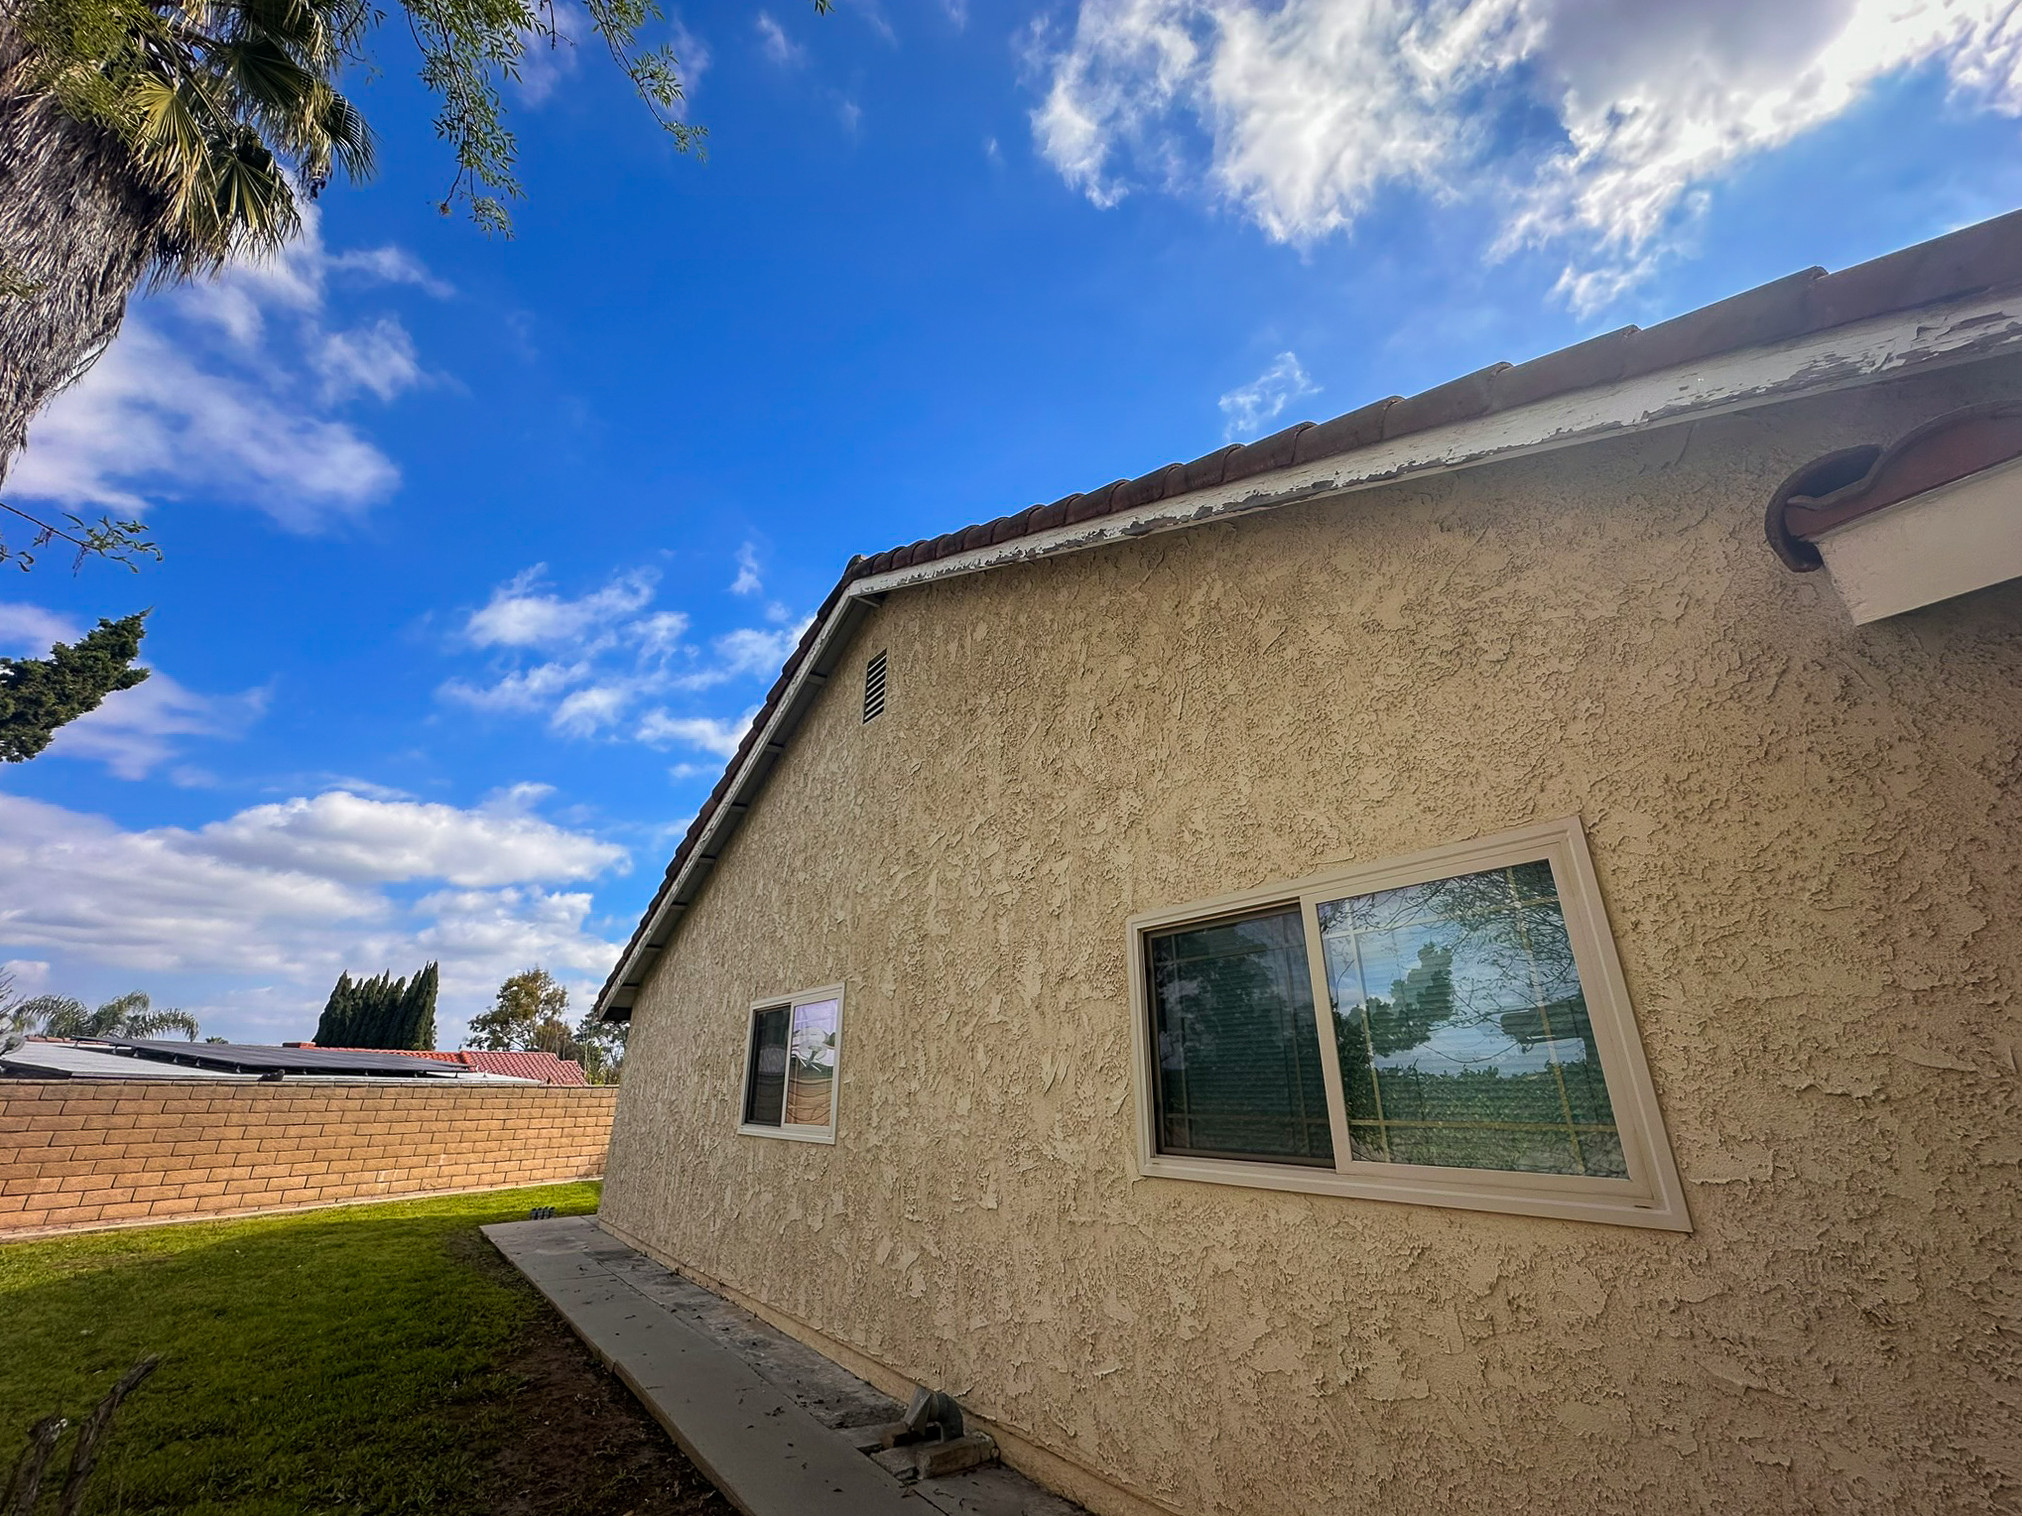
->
[0,1081,618,1235]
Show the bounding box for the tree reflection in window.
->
[1319,862,1625,1177]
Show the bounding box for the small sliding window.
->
[738,985,843,1143]
[1128,818,1689,1230]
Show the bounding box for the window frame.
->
[1125,818,1690,1231]
[735,983,845,1144]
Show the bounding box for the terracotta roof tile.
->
[1490,328,1633,411]
[1384,362,1512,436]
[597,210,2022,1019]
[1295,396,1399,461]
[316,1047,592,1084]
[1619,269,1823,379]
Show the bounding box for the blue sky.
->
[6,0,2022,1045]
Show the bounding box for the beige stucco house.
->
[595,213,2022,1516]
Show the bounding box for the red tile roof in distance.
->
[600,209,2022,1018]
[311,1047,591,1084]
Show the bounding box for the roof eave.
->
[595,278,2022,1023]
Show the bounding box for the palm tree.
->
[0,0,373,475]
[18,989,201,1040]
[0,0,831,492]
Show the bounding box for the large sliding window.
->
[738,986,843,1143]
[1128,818,1688,1230]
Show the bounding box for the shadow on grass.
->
[0,1183,622,1515]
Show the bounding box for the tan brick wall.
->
[0,1081,618,1234]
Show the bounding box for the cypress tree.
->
[400,962,439,1051]
[0,614,151,762]
[313,972,356,1045]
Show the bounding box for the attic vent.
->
[863,650,888,723]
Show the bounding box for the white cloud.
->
[0,789,628,1044]
[442,565,807,754]
[1219,350,1319,439]
[7,201,441,524]
[757,11,804,64]
[638,709,756,758]
[550,683,637,737]
[47,671,267,780]
[316,318,424,403]
[1030,0,2022,308]
[731,542,763,596]
[197,786,625,887]
[464,566,659,651]
[0,603,80,653]
[0,601,267,778]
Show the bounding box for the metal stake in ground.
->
[5,1415,68,1516]
[56,1356,160,1516]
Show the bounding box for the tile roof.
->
[599,209,2022,1020]
[313,1047,592,1085]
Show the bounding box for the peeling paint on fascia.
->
[596,288,2022,1016]
[854,293,2022,603]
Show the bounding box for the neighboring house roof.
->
[594,209,2022,1023]
[2,1039,540,1083]
[3,1041,255,1080]
[317,1047,592,1085]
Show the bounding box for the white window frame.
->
[736,983,845,1144]
[1125,817,1690,1231]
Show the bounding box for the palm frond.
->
[128,1008,201,1040]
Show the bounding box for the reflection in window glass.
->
[744,1005,789,1127]
[785,998,839,1126]
[1147,908,1334,1167]
[1317,862,1625,1177]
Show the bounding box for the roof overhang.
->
[596,280,2022,1022]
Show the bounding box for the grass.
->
[0,1183,729,1516]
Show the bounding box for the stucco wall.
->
[602,361,2022,1516]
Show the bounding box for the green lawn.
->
[0,1184,727,1516]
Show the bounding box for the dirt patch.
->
[459,1231,737,1516]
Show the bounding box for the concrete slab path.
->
[485,1216,1086,1516]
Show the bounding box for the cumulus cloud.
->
[196,786,626,887]
[440,559,811,758]
[7,201,445,524]
[1029,0,2022,307]
[1219,351,1319,439]
[0,788,628,1043]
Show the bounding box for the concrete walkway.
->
[485,1216,1086,1516]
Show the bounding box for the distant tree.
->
[571,1013,627,1085]
[313,963,438,1049]
[0,611,149,761]
[468,967,622,1079]
[467,966,569,1053]
[20,989,198,1040]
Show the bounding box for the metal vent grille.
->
[863,650,887,723]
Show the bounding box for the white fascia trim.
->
[597,286,2022,1018]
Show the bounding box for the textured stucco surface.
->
[603,362,2022,1516]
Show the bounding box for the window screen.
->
[1146,908,1334,1166]
[743,1005,790,1126]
